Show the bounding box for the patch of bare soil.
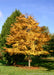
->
[14,65,39,69]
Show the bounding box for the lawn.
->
[0,65,54,75]
[0,57,54,75]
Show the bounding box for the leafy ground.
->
[0,57,54,75]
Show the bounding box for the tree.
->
[0,10,21,49]
[40,26,50,57]
[41,26,49,33]
[4,15,50,67]
[43,34,54,56]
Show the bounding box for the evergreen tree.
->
[0,10,21,49]
[43,34,54,56]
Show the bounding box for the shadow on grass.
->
[15,57,54,71]
[31,57,54,71]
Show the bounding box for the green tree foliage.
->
[43,34,54,56]
[1,10,21,37]
[0,10,21,49]
[4,52,25,65]
[41,26,49,33]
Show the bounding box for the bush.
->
[3,52,25,65]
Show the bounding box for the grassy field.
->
[0,57,54,75]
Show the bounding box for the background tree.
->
[0,10,21,49]
[4,14,50,67]
[43,34,54,56]
[41,26,49,33]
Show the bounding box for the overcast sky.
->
[0,0,54,34]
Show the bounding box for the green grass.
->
[0,65,54,75]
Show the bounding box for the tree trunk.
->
[28,59,30,67]
[28,55,31,67]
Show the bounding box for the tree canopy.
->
[4,14,50,56]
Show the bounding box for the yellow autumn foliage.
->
[4,14,50,55]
